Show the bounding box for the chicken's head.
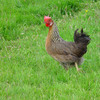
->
[44,16,53,27]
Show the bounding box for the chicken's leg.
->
[60,63,68,70]
[75,62,81,72]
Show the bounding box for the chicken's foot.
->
[75,62,81,72]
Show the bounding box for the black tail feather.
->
[74,28,90,45]
[74,28,91,57]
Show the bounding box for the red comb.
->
[44,15,51,22]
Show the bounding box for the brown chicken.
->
[44,16,90,71]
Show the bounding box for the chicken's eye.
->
[48,19,51,22]
[47,20,51,23]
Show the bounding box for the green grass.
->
[0,0,100,100]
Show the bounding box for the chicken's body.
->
[44,16,90,71]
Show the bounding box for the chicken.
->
[44,16,90,71]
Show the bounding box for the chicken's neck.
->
[48,22,60,42]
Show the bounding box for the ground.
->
[0,0,100,100]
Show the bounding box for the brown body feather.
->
[45,22,90,69]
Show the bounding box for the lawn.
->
[0,0,100,100]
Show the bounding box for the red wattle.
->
[46,23,50,27]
